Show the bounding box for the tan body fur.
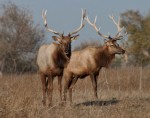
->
[37,42,68,76]
[67,46,114,76]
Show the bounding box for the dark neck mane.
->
[55,43,71,68]
[66,43,71,59]
[98,46,115,68]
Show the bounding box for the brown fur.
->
[62,39,125,104]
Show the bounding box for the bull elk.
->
[37,9,86,106]
[62,14,126,105]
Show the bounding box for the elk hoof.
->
[42,100,46,106]
[68,102,74,108]
[59,101,66,107]
[48,103,52,107]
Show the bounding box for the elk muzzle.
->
[117,48,125,54]
[64,43,71,58]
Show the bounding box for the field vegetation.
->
[0,67,150,118]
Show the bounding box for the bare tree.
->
[121,10,150,66]
[0,3,44,73]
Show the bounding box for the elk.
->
[37,9,86,106]
[62,14,126,105]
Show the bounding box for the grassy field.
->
[0,67,150,118]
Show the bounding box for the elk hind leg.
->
[40,73,47,106]
[90,74,98,99]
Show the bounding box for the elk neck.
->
[97,45,115,68]
[59,42,72,68]
[65,42,71,59]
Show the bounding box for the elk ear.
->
[52,36,62,43]
[71,34,79,41]
[104,39,110,46]
[104,39,108,44]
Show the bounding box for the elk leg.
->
[40,73,47,106]
[90,74,98,99]
[68,77,78,104]
[62,72,72,103]
[47,75,53,107]
[58,76,62,101]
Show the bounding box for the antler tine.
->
[42,10,47,26]
[109,14,124,39]
[42,9,62,36]
[70,8,86,35]
[82,8,86,20]
[109,14,122,32]
[85,15,109,39]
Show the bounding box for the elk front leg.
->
[62,72,73,104]
[40,73,47,106]
[90,73,98,99]
[69,77,78,104]
[58,76,62,101]
[47,75,53,107]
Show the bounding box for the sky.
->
[0,0,150,48]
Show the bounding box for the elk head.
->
[85,14,126,55]
[104,39,125,54]
[42,9,86,57]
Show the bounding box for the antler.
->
[85,15,109,39]
[109,14,124,39]
[69,8,86,35]
[42,10,63,36]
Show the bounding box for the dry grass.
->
[0,67,150,118]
